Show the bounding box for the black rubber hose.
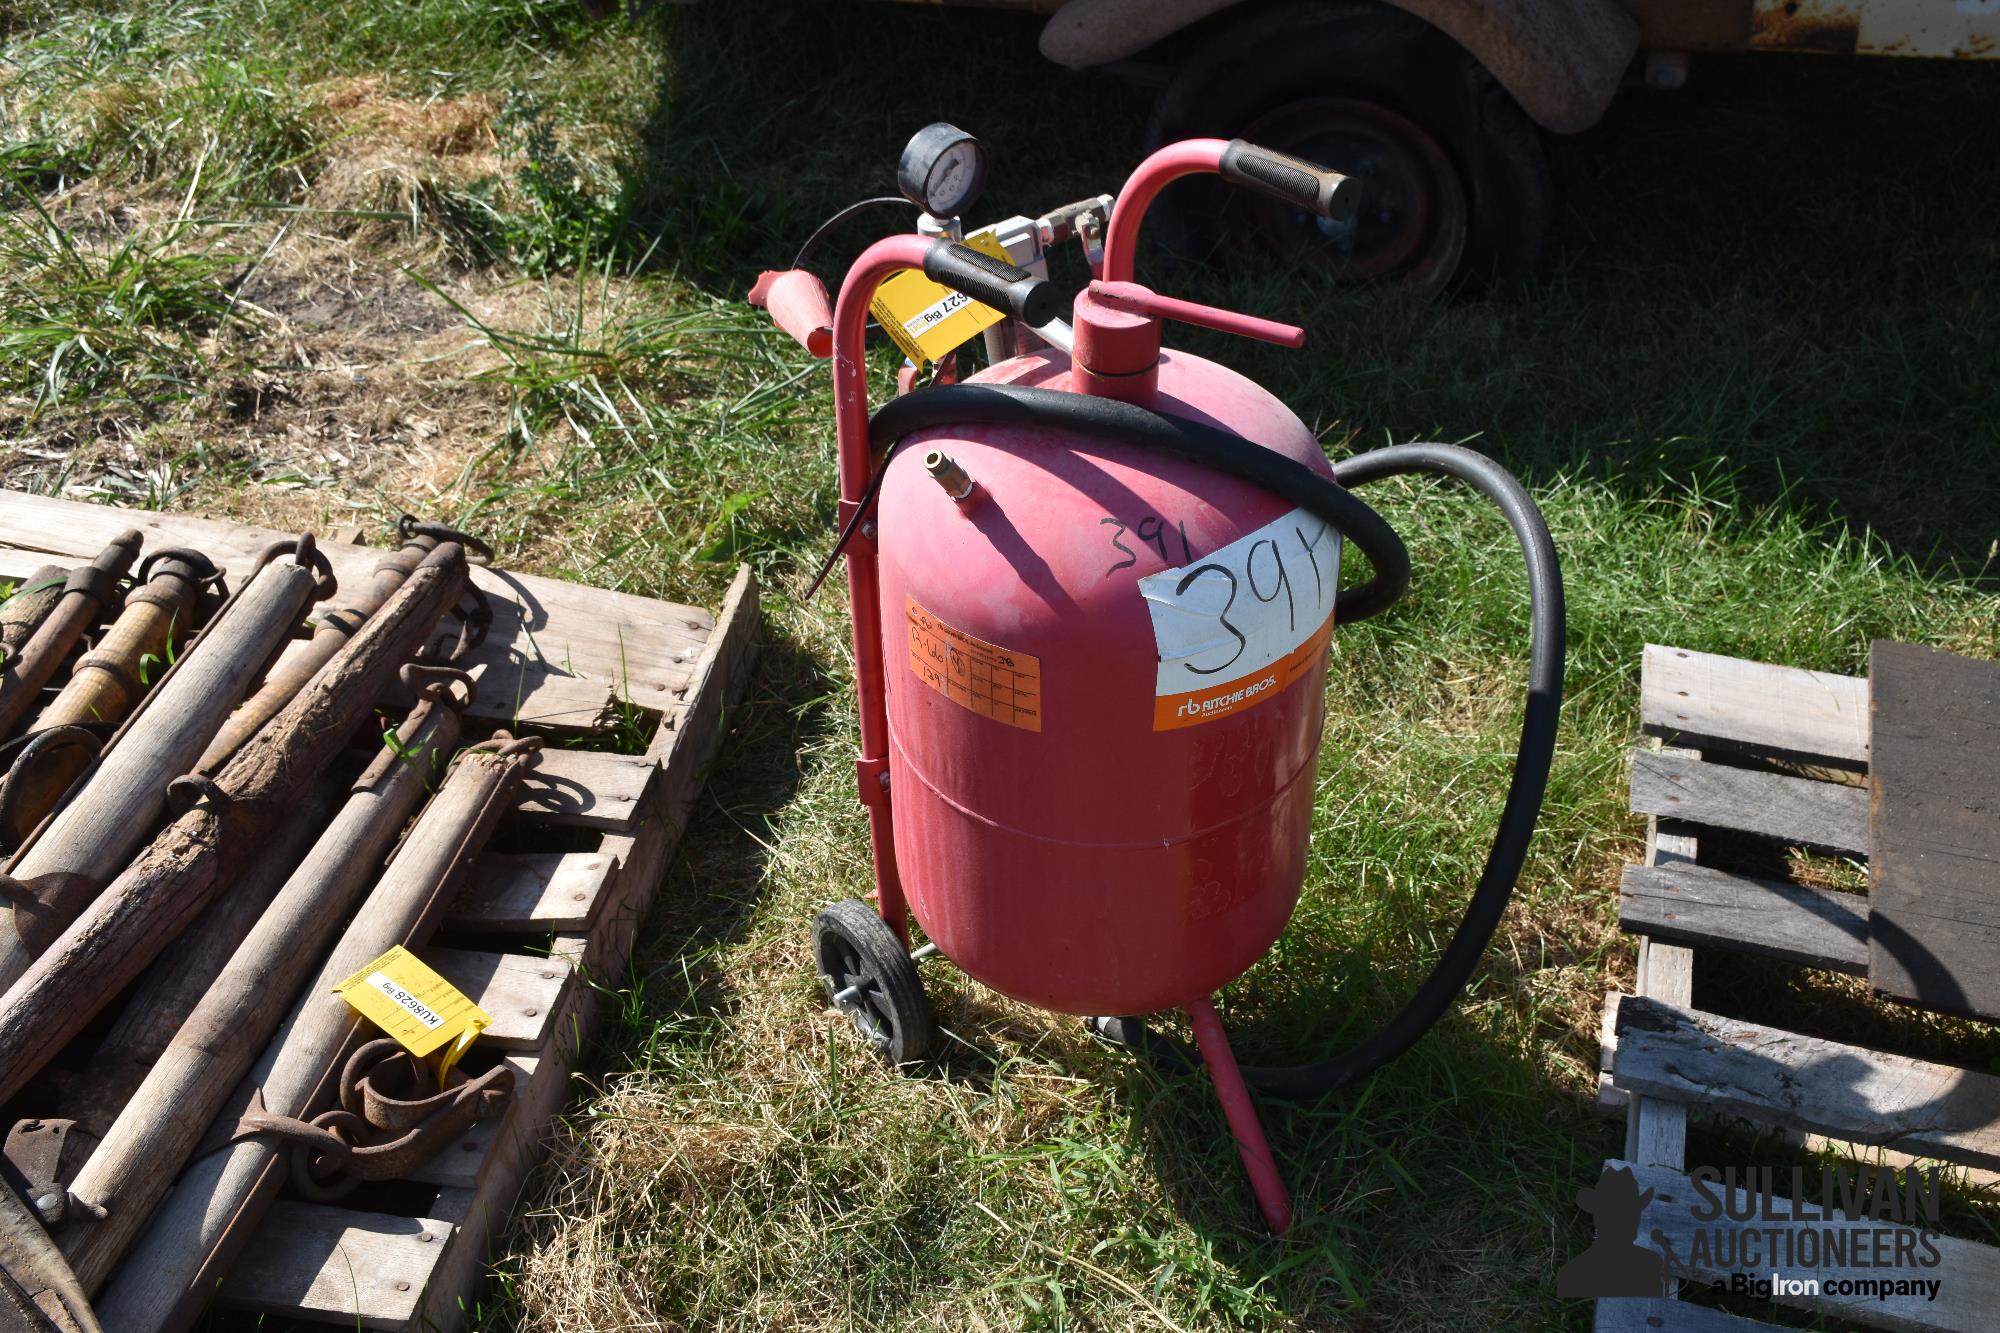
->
[860,384,1412,622]
[1099,441,1566,1096]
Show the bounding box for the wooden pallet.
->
[1,494,760,1331]
[1595,645,2000,1333]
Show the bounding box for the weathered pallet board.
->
[1619,862,1869,973]
[446,850,618,933]
[428,950,574,1050]
[1613,1160,2000,1333]
[1624,763,1699,1179]
[1595,1296,1787,1332]
[514,749,658,829]
[216,1202,458,1329]
[1628,749,1869,855]
[0,490,714,731]
[1867,640,2000,1022]
[1642,643,1870,768]
[1612,994,2000,1172]
[219,563,760,1332]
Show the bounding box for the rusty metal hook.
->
[133,547,223,593]
[416,582,493,666]
[398,662,478,710]
[398,514,494,565]
[461,731,544,761]
[0,725,104,850]
[164,772,231,817]
[254,534,339,602]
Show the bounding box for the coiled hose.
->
[857,383,1565,1099]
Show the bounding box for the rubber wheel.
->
[812,899,936,1065]
[1145,0,1551,296]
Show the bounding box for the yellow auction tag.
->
[334,945,490,1081]
[868,227,1014,369]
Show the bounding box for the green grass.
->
[2,3,1997,1331]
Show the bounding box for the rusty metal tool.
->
[1,1154,101,1333]
[0,533,141,741]
[55,666,478,1292]
[0,550,220,848]
[244,1038,514,1202]
[198,515,492,772]
[92,730,538,1331]
[0,541,470,1109]
[0,566,67,663]
[0,541,333,992]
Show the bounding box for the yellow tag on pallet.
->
[333,946,491,1079]
[867,227,1015,369]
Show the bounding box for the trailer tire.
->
[1145,0,1551,296]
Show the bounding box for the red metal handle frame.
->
[830,234,938,939]
[1099,138,1230,285]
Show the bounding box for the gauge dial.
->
[897,123,988,218]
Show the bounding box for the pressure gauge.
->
[897,123,988,218]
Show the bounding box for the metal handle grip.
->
[921,242,1059,327]
[1219,140,1358,222]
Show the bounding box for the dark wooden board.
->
[1619,862,1868,974]
[1868,640,2000,1020]
[1627,749,1868,855]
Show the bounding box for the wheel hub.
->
[1237,96,1467,292]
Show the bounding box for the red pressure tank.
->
[876,343,1341,1017]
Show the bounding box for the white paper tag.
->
[1138,506,1338,729]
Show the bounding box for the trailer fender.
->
[1039,0,1641,133]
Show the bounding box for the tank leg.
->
[1186,995,1292,1234]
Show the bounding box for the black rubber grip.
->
[921,242,1059,327]
[1219,140,1358,222]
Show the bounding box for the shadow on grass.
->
[620,2,1999,583]
[601,622,838,1053]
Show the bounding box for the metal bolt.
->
[396,1281,411,1292]
[910,942,940,962]
[524,1008,538,1018]
[32,1192,62,1225]
[418,1232,435,1244]
[860,520,877,540]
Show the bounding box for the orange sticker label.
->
[1153,615,1331,730]
[906,597,1042,732]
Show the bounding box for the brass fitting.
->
[924,450,976,503]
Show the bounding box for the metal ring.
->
[133,547,221,592]
[164,772,229,817]
[287,1109,366,1202]
[417,583,494,666]
[462,732,544,760]
[0,726,103,848]
[398,662,478,710]
[254,534,339,601]
[398,514,494,565]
